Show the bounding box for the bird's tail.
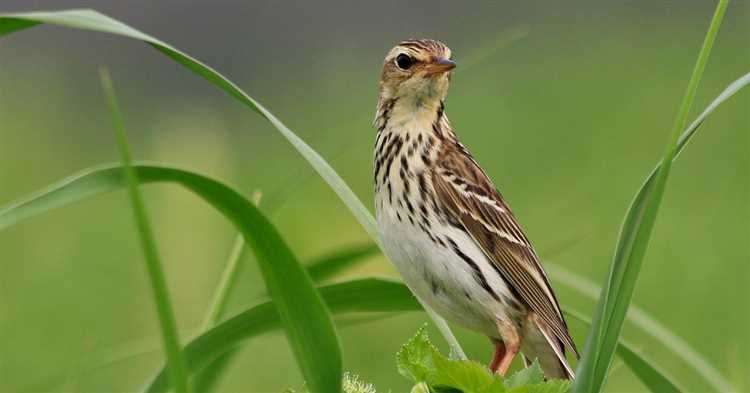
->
[523,314,576,380]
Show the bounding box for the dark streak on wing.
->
[431,145,579,357]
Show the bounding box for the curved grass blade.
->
[0,163,342,393]
[194,238,375,393]
[192,234,245,393]
[546,263,735,393]
[573,2,730,392]
[0,8,466,358]
[143,277,680,393]
[99,69,190,393]
[146,278,417,393]
[616,344,682,393]
[564,310,683,393]
[201,234,246,331]
[307,243,381,282]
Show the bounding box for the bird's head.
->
[378,39,455,108]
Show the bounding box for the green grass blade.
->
[564,310,683,393]
[307,243,381,282]
[0,163,341,393]
[192,352,236,393]
[615,344,682,393]
[192,234,245,393]
[547,263,735,392]
[192,240,378,392]
[573,2,730,392]
[0,8,466,357]
[201,234,246,330]
[144,278,422,393]
[142,277,679,393]
[99,70,190,393]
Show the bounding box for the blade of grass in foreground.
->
[0,161,342,391]
[564,310,683,393]
[307,243,381,282]
[191,234,245,393]
[193,241,379,392]
[0,163,697,392]
[0,8,466,359]
[201,234,246,331]
[194,194,259,393]
[547,262,735,393]
[99,69,190,393]
[573,1,730,392]
[142,278,679,393]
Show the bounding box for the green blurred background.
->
[0,1,748,392]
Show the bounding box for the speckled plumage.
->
[373,39,578,379]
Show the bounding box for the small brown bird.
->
[373,39,578,379]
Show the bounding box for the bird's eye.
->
[395,53,414,70]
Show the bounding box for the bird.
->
[373,38,578,379]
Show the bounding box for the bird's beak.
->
[424,57,456,76]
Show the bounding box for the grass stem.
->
[99,68,190,393]
[574,2,730,392]
[201,234,245,330]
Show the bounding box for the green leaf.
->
[192,351,236,393]
[396,326,438,384]
[616,344,682,393]
[0,162,342,393]
[195,241,379,393]
[397,329,573,393]
[507,380,570,393]
[307,243,381,282]
[573,2,731,392]
[99,70,190,393]
[410,382,432,393]
[547,262,732,393]
[564,310,682,393]
[432,355,503,393]
[201,234,247,330]
[0,7,466,359]
[193,234,246,393]
[146,278,418,393]
[504,361,544,389]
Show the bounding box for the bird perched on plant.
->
[373,39,578,379]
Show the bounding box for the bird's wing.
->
[431,145,578,356]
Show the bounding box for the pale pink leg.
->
[493,318,521,376]
[489,340,506,373]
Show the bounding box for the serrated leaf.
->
[504,360,544,389]
[432,354,504,393]
[507,380,570,393]
[396,326,438,383]
[410,382,432,393]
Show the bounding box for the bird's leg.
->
[489,339,506,373]
[493,317,521,376]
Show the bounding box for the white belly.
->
[376,204,518,339]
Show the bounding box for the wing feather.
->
[432,150,579,357]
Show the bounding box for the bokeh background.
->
[1,1,748,392]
